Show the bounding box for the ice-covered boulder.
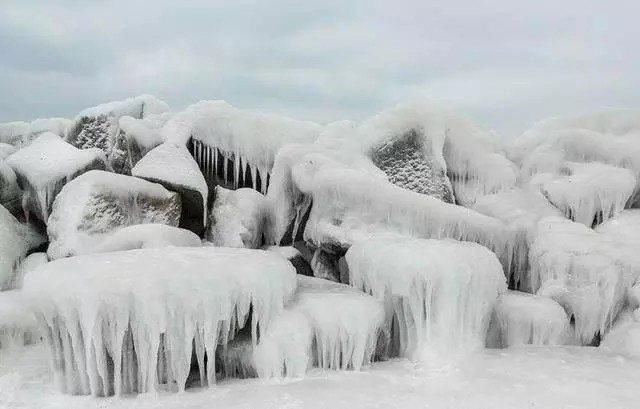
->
[265,246,313,277]
[206,186,267,248]
[109,113,172,174]
[8,252,48,290]
[486,291,570,348]
[7,133,107,222]
[47,170,181,259]
[0,159,21,215]
[132,143,208,235]
[0,143,16,159]
[163,100,321,193]
[0,118,71,148]
[66,95,169,161]
[0,205,46,290]
[23,247,296,395]
[90,224,201,254]
[369,129,454,202]
[540,162,636,227]
[346,237,506,359]
[254,276,385,378]
[601,311,640,358]
[0,290,40,349]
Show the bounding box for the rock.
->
[47,170,181,259]
[0,205,46,290]
[370,129,454,202]
[206,186,266,248]
[132,143,208,235]
[265,245,314,277]
[7,133,107,223]
[66,95,170,164]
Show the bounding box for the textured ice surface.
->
[207,186,267,248]
[601,310,640,358]
[487,291,569,348]
[89,224,201,254]
[0,143,16,160]
[0,118,71,148]
[23,247,297,396]
[346,237,506,359]
[47,170,181,259]
[0,291,40,349]
[0,158,21,214]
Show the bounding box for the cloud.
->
[0,0,637,136]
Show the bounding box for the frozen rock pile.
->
[0,95,638,398]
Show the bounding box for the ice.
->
[345,237,506,359]
[601,310,640,358]
[0,205,45,290]
[8,253,48,291]
[486,291,570,348]
[540,162,636,226]
[206,186,267,248]
[254,276,385,378]
[46,170,181,260]
[0,291,40,349]
[6,133,107,222]
[266,143,517,272]
[90,224,202,254]
[132,142,208,230]
[162,100,321,193]
[0,143,16,160]
[529,217,640,344]
[0,118,71,148]
[23,247,297,396]
[78,95,169,120]
[0,158,21,214]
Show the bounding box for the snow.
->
[78,95,169,120]
[0,118,71,147]
[6,133,107,221]
[264,245,301,260]
[346,237,506,359]
[23,247,297,396]
[118,113,172,150]
[162,100,321,192]
[0,143,16,160]
[487,291,570,348]
[8,253,48,291]
[601,311,640,358]
[540,161,636,226]
[91,224,202,254]
[255,276,385,378]
[207,186,267,248]
[0,291,40,349]
[46,170,181,260]
[132,142,208,222]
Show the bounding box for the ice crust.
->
[254,276,385,378]
[23,247,297,396]
[345,237,506,359]
[207,186,267,248]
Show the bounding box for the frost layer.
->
[255,276,385,378]
[487,291,569,348]
[345,237,506,358]
[207,186,267,248]
[23,247,297,396]
[0,290,40,349]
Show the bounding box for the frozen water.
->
[346,237,506,359]
[207,186,267,248]
[90,224,201,254]
[0,118,71,148]
[0,291,40,349]
[23,247,297,395]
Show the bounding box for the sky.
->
[0,0,638,137]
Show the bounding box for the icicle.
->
[250,164,257,191]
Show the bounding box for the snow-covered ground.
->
[1,343,638,409]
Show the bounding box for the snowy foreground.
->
[2,343,639,409]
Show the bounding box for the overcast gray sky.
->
[1,0,638,137]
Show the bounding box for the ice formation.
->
[0,142,16,159]
[163,100,321,193]
[132,142,208,233]
[6,132,107,222]
[0,158,21,214]
[486,291,570,348]
[540,162,636,227]
[9,252,48,291]
[601,311,640,358]
[0,205,45,290]
[345,237,506,358]
[207,186,267,248]
[23,247,297,395]
[254,276,385,378]
[0,290,40,349]
[89,224,201,254]
[0,117,71,147]
[46,170,181,259]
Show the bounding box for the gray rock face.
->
[0,160,21,215]
[47,170,182,259]
[370,129,454,203]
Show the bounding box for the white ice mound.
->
[601,311,640,358]
[529,217,640,344]
[47,170,181,259]
[91,224,201,254]
[255,276,385,378]
[23,247,297,396]
[0,117,71,147]
[10,252,48,290]
[207,186,267,248]
[7,132,107,222]
[0,205,45,290]
[345,237,506,359]
[487,291,570,348]
[164,100,321,193]
[0,290,40,349]
[0,143,16,160]
[540,162,636,227]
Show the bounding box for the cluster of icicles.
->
[190,139,270,194]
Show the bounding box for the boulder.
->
[7,133,107,222]
[47,170,181,259]
[132,143,208,235]
[206,186,266,248]
[0,118,71,148]
[0,159,21,215]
